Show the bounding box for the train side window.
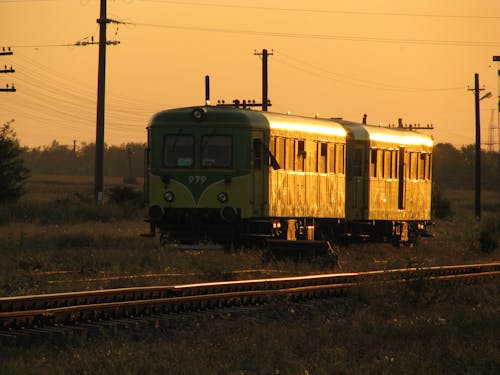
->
[419,153,426,180]
[270,136,276,155]
[370,149,377,177]
[409,152,418,179]
[318,142,327,173]
[275,137,285,168]
[384,150,391,178]
[376,149,383,178]
[267,137,280,170]
[337,143,345,174]
[285,138,294,170]
[427,154,432,180]
[296,140,306,171]
[201,135,232,168]
[164,134,194,168]
[328,144,336,173]
[391,150,398,178]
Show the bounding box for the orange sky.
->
[1,0,500,149]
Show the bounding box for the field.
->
[0,175,499,374]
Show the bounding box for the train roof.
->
[340,120,433,147]
[149,106,431,147]
[149,106,347,137]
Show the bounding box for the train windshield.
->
[163,134,194,167]
[201,135,232,168]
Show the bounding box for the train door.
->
[398,147,406,210]
[251,131,267,216]
[346,142,367,219]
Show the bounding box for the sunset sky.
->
[1,0,500,149]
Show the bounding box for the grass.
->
[0,175,499,373]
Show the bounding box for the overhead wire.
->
[129,22,500,47]
[139,0,500,20]
[274,50,467,92]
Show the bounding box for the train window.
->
[328,144,336,173]
[318,143,327,173]
[275,137,285,168]
[201,135,232,168]
[409,152,418,179]
[384,150,391,179]
[427,154,432,180]
[296,140,306,171]
[285,139,294,170]
[391,150,398,179]
[163,134,194,168]
[419,153,426,180]
[376,149,383,178]
[337,143,345,174]
[370,149,377,177]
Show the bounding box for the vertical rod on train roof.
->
[205,75,210,105]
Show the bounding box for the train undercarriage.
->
[145,208,431,248]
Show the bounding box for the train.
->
[144,104,433,246]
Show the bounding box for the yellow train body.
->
[145,106,433,244]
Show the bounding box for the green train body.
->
[145,106,432,244]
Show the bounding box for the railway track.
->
[1,262,499,344]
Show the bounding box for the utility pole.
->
[0,47,15,92]
[468,74,491,220]
[493,56,500,186]
[254,49,273,111]
[95,0,108,205]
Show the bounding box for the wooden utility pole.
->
[474,73,481,220]
[468,73,488,220]
[254,49,273,111]
[94,0,108,204]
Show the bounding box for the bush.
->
[469,214,499,253]
[477,215,499,253]
[432,188,452,219]
[108,185,144,207]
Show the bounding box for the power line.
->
[139,0,500,20]
[131,22,500,47]
[274,50,467,92]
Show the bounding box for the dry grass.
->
[0,175,499,373]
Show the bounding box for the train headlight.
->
[192,107,207,121]
[217,192,228,203]
[164,191,175,202]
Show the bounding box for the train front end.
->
[145,106,266,245]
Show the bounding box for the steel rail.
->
[2,262,498,314]
[0,262,499,331]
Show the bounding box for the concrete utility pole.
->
[254,49,273,111]
[493,56,500,183]
[468,73,491,220]
[94,0,108,205]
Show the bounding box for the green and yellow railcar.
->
[145,105,433,245]
[145,106,347,244]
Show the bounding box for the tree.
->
[0,120,30,202]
